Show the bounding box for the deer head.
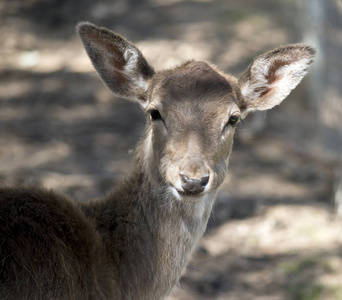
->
[77,22,315,203]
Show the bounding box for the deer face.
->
[144,61,241,200]
[77,22,315,202]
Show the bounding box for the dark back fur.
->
[0,187,118,299]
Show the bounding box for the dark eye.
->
[227,115,240,126]
[149,109,162,121]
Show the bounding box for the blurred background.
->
[1,0,342,299]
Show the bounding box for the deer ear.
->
[77,22,155,106]
[238,44,316,118]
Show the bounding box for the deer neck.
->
[82,157,217,299]
[130,172,216,299]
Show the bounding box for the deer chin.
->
[169,186,207,203]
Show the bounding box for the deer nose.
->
[180,174,209,195]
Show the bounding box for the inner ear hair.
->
[238,43,316,114]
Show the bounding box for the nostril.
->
[200,175,209,187]
[180,174,189,185]
[180,174,209,195]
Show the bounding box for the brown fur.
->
[0,22,315,299]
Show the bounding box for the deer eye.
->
[149,109,162,121]
[227,115,240,126]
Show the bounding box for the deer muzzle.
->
[180,173,209,195]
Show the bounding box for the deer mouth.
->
[169,186,206,202]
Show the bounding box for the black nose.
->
[180,174,209,195]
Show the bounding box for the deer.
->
[0,22,315,300]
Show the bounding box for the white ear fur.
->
[123,48,149,95]
[239,44,316,117]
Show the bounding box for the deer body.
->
[0,22,315,299]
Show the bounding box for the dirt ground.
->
[1,1,342,299]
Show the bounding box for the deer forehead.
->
[147,61,241,123]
